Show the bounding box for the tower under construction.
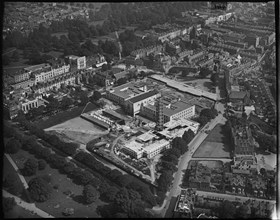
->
[156,96,164,131]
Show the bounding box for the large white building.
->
[122,130,171,159]
[141,99,196,124]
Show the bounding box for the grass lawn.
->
[192,124,231,158]
[33,102,98,129]
[10,149,106,218]
[4,203,41,218]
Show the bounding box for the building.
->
[187,49,206,64]
[141,99,196,124]
[158,118,200,140]
[130,45,164,59]
[125,90,160,116]
[174,189,196,218]
[122,130,171,159]
[106,80,158,111]
[65,55,86,70]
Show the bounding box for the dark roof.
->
[128,90,158,104]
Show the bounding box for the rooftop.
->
[136,131,157,143]
[128,89,158,104]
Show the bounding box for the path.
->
[5,153,28,189]
[3,189,54,218]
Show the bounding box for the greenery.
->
[22,158,38,176]
[28,176,53,202]
[3,197,16,213]
[3,174,24,196]
[5,138,22,154]
[218,200,236,218]
[83,184,100,204]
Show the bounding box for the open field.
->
[33,102,98,129]
[45,116,108,144]
[11,149,106,218]
[192,124,231,159]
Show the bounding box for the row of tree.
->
[194,108,218,127]
[6,120,157,217]
[156,129,195,203]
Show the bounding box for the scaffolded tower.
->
[156,96,164,131]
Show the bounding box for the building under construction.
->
[156,96,164,131]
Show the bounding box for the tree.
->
[3,55,11,65]
[200,108,217,120]
[3,174,24,196]
[199,67,211,78]
[28,176,52,202]
[218,200,236,218]
[3,197,16,213]
[236,204,249,218]
[116,77,127,85]
[93,91,102,101]
[157,170,173,192]
[83,184,100,204]
[182,129,195,144]
[210,73,219,86]
[12,50,20,62]
[103,186,120,202]
[5,138,22,154]
[22,158,38,176]
[38,160,47,170]
[61,96,73,109]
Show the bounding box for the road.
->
[5,154,28,189]
[155,112,227,217]
[3,189,54,218]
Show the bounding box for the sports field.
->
[192,124,231,158]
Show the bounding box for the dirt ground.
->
[45,116,108,144]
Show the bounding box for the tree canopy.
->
[28,176,53,202]
[5,138,22,154]
[83,184,100,204]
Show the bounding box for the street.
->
[152,110,227,217]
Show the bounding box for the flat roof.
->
[136,131,157,143]
[128,90,158,104]
[144,139,169,154]
[149,75,217,101]
[125,140,144,153]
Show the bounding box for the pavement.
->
[3,189,54,218]
[5,154,28,189]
